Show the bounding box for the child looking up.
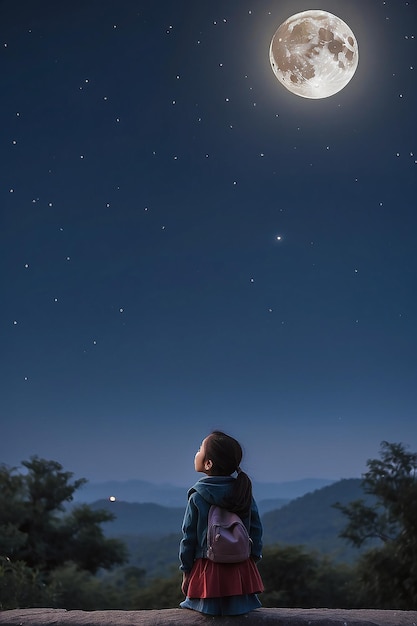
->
[179,431,264,616]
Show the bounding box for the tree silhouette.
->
[0,456,127,574]
[335,441,417,609]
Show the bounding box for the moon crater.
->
[270,10,359,99]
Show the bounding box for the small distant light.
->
[109,496,116,502]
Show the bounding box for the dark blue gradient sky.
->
[2,0,416,487]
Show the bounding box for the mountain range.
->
[262,478,379,562]
[90,500,184,535]
[89,477,375,578]
[74,477,335,508]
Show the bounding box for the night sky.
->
[2,0,416,488]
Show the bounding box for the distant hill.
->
[75,480,187,507]
[90,479,369,554]
[90,478,374,578]
[262,478,379,562]
[74,477,335,507]
[90,500,184,536]
[253,478,335,501]
[257,498,289,516]
[91,496,289,536]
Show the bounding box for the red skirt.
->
[186,558,264,599]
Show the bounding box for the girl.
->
[179,430,264,616]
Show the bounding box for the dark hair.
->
[204,431,252,516]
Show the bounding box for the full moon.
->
[269,10,359,99]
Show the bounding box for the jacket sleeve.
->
[249,498,263,560]
[179,494,199,572]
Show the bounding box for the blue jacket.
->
[179,475,263,572]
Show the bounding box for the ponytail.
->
[204,431,253,516]
[223,469,252,516]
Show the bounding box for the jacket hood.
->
[188,475,235,506]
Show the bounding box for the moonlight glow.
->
[269,10,359,99]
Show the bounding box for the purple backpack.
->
[206,505,252,563]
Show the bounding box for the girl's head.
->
[195,431,252,515]
[195,431,242,476]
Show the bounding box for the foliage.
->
[130,572,183,609]
[99,565,147,608]
[121,533,181,580]
[258,544,357,608]
[0,467,28,557]
[63,505,128,573]
[46,563,123,610]
[0,457,127,577]
[0,544,357,611]
[0,558,47,610]
[335,441,417,609]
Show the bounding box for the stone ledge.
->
[0,608,416,626]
